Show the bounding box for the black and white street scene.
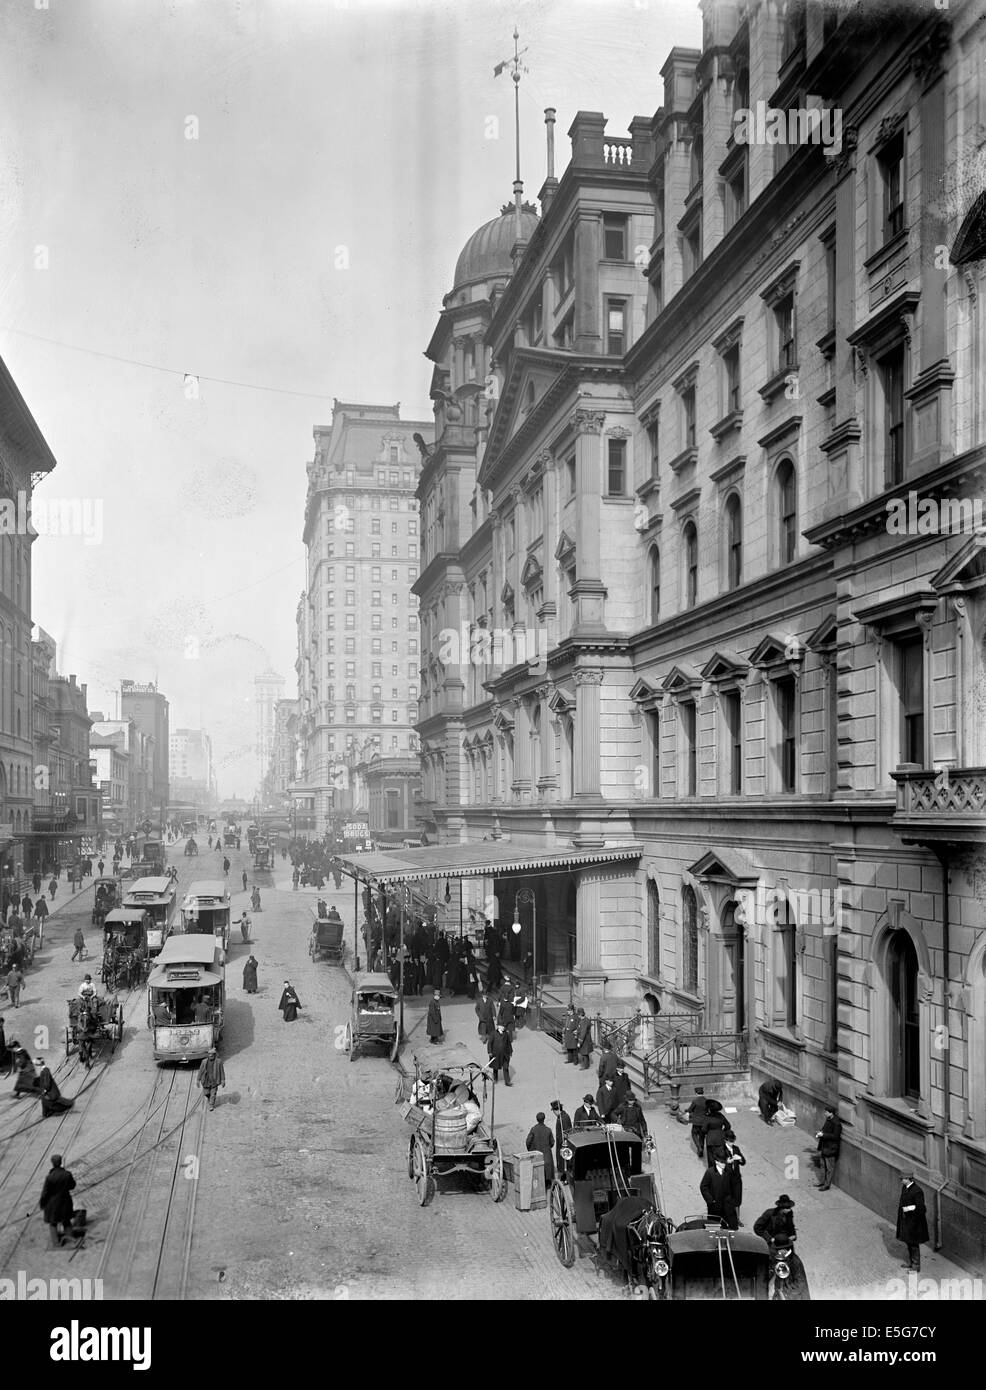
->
[0,0,984,1314]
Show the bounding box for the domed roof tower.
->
[451,201,539,294]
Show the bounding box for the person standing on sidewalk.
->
[71,928,86,962]
[20,893,32,919]
[550,1099,573,1176]
[242,955,258,994]
[561,1005,578,1065]
[197,1048,225,1111]
[475,989,493,1041]
[895,1173,929,1272]
[6,965,24,1008]
[222,856,230,879]
[687,1087,709,1160]
[815,1104,842,1191]
[426,991,444,1045]
[597,1040,619,1084]
[576,1008,593,1071]
[34,896,49,932]
[487,1024,512,1086]
[96,860,104,878]
[525,1112,555,1184]
[48,876,58,899]
[32,872,42,896]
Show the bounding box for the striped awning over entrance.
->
[337,839,643,885]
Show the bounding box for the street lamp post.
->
[512,887,537,986]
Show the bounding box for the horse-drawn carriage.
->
[309,908,345,964]
[550,1126,662,1275]
[343,971,398,1059]
[66,992,124,1059]
[253,841,273,872]
[184,838,199,857]
[0,927,34,972]
[398,1042,506,1207]
[664,1216,771,1300]
[91,877,120,927]
[100,909,150,990]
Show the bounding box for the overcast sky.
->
[0,0,698,797]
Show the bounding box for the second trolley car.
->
[146,934,225,1063]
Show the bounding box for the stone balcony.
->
[890,766,986,847]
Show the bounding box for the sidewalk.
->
[397,990,975,1299]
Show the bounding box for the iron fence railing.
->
[642,1031,747,1091]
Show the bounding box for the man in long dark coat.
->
[495,990,515,1040]
[487,1024,512,1085]
[754,1195,796,1245]
[574,1093,601,1126]
[550,1099,572,1175]
[596,1079,618,1121]
[426,991,444,1044]
[278,982,302,1022]
[475,990,494,1040]
[486,952,503,992]
[39,1155,75,1248]
[197,1048,226,1111]
[704,1103,728,1165]
[242,955,258,994]
[597,1041,619,1083]
[896,1173,929,1271]
[700,1156,738,1230]
[770,1241,812,1300]
[561,1006,578,1064]
[576,1008,593,1070]
[615,1089,648,1140]
[815,1105,842,1190]
[525,1112,555,1185]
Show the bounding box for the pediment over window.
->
[852,590,938,635]
[492,706,515,734]
[555,529,576,569]
[688,847,759,887]
[547,685,575,715]
[660,663,703,695]
[520,552,543,590]
[806,613,838,652]
[931,531,986,593]
[700,649,749,682]
[951,190,986,266]
[628,676,660,706]
[748,631,803,669]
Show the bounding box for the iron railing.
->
[642,1031,748,1091]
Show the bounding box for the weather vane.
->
[494,27,530,238]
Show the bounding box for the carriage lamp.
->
[654,1258,670,1279]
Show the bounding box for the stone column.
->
[573,668,603,798]
[540,453,557,624]
[821,125,862,518]
[576,870,602,972]
[573,208,601,352]
[512,698,531,800]
[572,409,608,635]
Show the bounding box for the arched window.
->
[776,459,797,565]
[888,930,920,1099]
[682,884,698,994]
[773,895,798,1029]
[647,880,661,977]
[649,546,661,625]
[725,493,742,589]
[682,521,698,609]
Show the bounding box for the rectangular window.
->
[408,519,417,535]
[389,447,398,464]
[603,213,627,260]
[879,131,905,242]
[606,438,627,497]
[722,689,742,794]
[346,614,356,629]
[776,676,797,792]
[726,165,746,231]
[371,567,380,582]
[371,639,382,654]
[880,345,906,486]
[605,298,627,355]
[372,662,381,678]
[345,590,355,606]
[682,386,697,450]
[345,542,355,557]
[389,497,399,511]
[345,566,355,581]
[371,614,381,630]
[682,702,697,796]
[825,233,836,332]
[402,470,411,487]
[567,457,576,497]
[345,637,355,653]
[684,224,702,277]
[775,293,796,371]
[371,518,380,535]
[898,635,925,765]
[372,591,381,606]
[723,344,741,415]
[647,420,660,478]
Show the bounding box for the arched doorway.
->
[720,899,746,1034]
[640,990,661,1054]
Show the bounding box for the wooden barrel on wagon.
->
[434,1105,469,1153]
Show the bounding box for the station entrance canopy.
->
[338,839,643,887]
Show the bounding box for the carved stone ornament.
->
[573,409,606,436]
[828,124,858,177]
[909,18,951,89]
[875,114,903,148]
[606,425,632,439]
[574,668,604,687]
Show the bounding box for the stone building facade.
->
[415,0,986,1268]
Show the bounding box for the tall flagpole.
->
[494,26,529,242]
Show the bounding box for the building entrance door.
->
[718,899,745,1034]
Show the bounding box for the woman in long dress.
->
[12,1047,39,1096]
[278,981,301,1022]
[37,1060,73,1116]
[242,955,258,994]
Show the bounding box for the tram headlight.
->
[775,1260,790,1279]
[560,1147,573,1162]
[654,1258,670,1278]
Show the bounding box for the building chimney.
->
[545,107,556,179]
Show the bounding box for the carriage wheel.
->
[549,1181,577,1268]
[411,1134,433,1207]
[308,938,315,960]
[406,1135,416,1179]
[64,1027,72,1060]
[389,1025,401,1064]
[487,1140,506,1203]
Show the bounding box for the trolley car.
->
[399,1043,506,1208]
[549,1126,651,1268]
[123,876,177,956]
[181,880,231,953]
[343,971,398,1059]
[147,935,225,1063]
[310,907,345,964]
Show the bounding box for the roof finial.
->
[494,26,529,243]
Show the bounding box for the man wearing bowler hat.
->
[815,1103,842,1190]
[754,1194,796,1246]
[896,1172,929,1271]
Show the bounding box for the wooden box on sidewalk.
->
[513,1151,547,1210]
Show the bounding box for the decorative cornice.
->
[573,408,606,436]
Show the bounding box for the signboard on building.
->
[343,821,369,840]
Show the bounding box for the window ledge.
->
[758,1025,807,1053]
[816,329,836,360]
[860,1092,936,1133]
[759,366,799,403]
[710,409,743,442]
[668,446,698,475]
[862,227,909,276]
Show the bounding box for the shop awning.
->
[338,838,643,885]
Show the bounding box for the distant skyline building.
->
[120,680,169,825]
[254,669,285,793]
[169,728,217,813]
